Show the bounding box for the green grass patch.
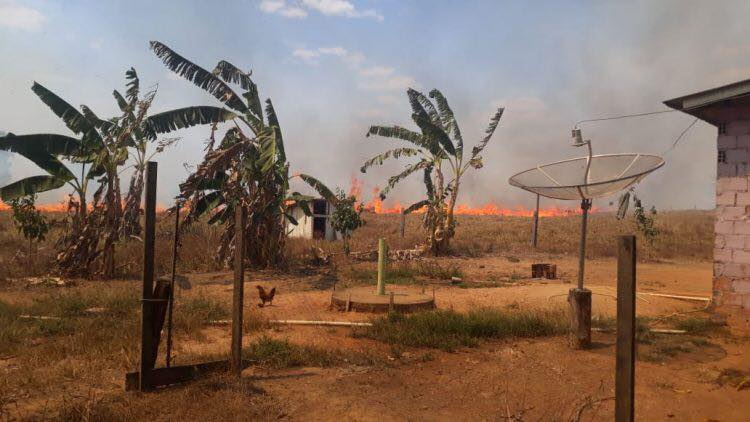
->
[174,295,230,334]
[674,317,724,334]
[243,336,380,369]
[356,308,567,351]
[347,261,463,286]
[638,335,720,362]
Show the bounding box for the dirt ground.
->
[3,253,750,421]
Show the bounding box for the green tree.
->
[8,194,50,259]
[361,88,503,255]
[150,41,335,267]
[330,189,364,255]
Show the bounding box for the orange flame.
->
[0,201,168,213]
[348,176,362,200]
[351,177,595,217]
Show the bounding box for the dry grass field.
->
[3,209,749,421]
[0,209,714,281]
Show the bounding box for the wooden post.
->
[568,288,592,349]
[400,212,406,238]
[139,161,157,392]
[231,206,245,378]
[531,194,539,248]
[616,235,636,422]
[377,238,386,295]
[166,203,180,368]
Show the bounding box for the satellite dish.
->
[508,153,665,201]
[508,129,665,291]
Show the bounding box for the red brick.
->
[717,191,736,206]
[714,277,733,291]
[724,235,745,249]
[733,221,750,235]
[737,192,750,206]
[717,206,747,221]
[733,249,750,264]
[722,292,745,306]
[742,295,750,310]
[721,263,750,277]
[715,247,732,262]
[717,177,748,192]
[732,280,750,294]
[715,220,734,235]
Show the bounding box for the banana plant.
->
[0,71,235,277]
[151,41,336,267]
[361,88,504,254]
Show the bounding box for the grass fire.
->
[1,3,749,421]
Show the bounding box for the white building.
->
[286,198,339,241]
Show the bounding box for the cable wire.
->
[574,109,677,128]
[662,117,699,155]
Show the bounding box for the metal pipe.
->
[377,238,386,295]
[577,199,591,289]
[532,194,540,248]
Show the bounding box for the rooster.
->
[256,285,276,307]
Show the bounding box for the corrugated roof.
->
[664,78,750,126]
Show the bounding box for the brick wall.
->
[714,120,750,310]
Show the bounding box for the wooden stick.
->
[19,314,61,320]
[636,292,710,302]
[231,206,245,378]
[210,319,374,327]
[272,320,373,327]
[166,203,180,368]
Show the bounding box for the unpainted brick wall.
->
[714,120,750,310]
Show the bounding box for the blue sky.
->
[1,0,749,209]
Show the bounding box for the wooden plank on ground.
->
[125,360,250,391]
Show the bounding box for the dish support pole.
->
[568,196,592,349]
[577,198,592,290]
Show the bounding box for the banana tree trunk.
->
[439,180,460,253]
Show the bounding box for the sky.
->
[1,0,749,210]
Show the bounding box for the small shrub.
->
[243,336,378,369]
[174,296,230,334]
[415,261,462,280]
[359,308,566,351]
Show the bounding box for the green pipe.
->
[377,238,386,295]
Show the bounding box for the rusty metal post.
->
[231,205,245,377]
[139,161,157,392]
[400,211,405,238]
[616,235,637,422]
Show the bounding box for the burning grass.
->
[0,209,712,280]
[356,308,567,351]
